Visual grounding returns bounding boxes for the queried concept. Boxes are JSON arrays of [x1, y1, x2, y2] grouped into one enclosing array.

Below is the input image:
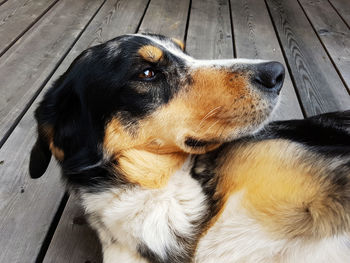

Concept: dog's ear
[[29, 124, 52, 178], [29, 55, 89, 178]]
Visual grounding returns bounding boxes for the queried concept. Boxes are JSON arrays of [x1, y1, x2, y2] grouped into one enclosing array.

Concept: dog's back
[[194, 111, 350, 262]]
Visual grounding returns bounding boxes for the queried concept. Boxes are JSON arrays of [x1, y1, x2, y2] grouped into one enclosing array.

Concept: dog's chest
[[80, 159, 208, 261]]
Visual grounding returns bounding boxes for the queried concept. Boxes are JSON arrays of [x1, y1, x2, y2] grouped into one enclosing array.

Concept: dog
[[29, 34, 350, 262]]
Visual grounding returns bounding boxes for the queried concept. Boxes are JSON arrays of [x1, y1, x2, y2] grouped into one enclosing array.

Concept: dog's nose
[[253, 62, 285, 93]]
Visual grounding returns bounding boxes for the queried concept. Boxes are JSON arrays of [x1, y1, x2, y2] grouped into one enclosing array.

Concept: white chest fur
[[79, 160, 350, 263], [80, 158, 208, 262]]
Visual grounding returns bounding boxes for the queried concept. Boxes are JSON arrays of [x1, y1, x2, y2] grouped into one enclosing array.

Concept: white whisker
[[197, 106, 223, 130]]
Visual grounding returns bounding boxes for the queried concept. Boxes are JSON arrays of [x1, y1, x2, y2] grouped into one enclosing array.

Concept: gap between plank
[[0, 0, 108, 149], [135, 0, 152, 33], [35, 193, 70, 263], [34, 0, 152, 260], [327, 0, 350, 29], [32, 0, 110, 258], [0, 0, 9, 7], [264, 0, 307, 118], [0, 0, 60, 58], [297, 0, 350, 95], [183, 0, 192, 46], [228, 0, 237, 58]]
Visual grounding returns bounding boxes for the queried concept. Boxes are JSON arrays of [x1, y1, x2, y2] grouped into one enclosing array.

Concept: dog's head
[[29, 34, 284, 180]]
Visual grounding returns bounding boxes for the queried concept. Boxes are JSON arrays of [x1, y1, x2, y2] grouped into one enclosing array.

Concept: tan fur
[[104, 67, 268, 154], [103, 68, 270, 188], [138, 45, 163, 63], [49, 141, 64, 161], [40, 125, 64, 161], [214, 140, 350, 239], [180, 68, 264, 141], [171, 38, 185, 50], [103, 119, 188, 188], [116, 149, 188, 188]]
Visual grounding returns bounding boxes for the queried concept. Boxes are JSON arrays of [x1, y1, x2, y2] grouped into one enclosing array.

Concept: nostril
[[276, 73, 284, 84], [254, 61, 285, 93]]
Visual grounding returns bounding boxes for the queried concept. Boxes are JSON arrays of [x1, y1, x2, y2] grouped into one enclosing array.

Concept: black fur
[[258, 111, 350, 157], [29, 33, 350, 262], [29, 34, 189, 189], [191, 111, 350, 235]]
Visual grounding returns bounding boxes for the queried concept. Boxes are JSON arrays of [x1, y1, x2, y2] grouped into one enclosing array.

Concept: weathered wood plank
[[0, 0, 106, 262], [0, 0, 105, 147], [139, 0, 190, 40], [0, 0, 58, 56], [42, 0, 149, 261], [299, 0, 350, 91], [63, 0, 150, 62], [43, 197, 102, 263], [0, 117, 64, 263], [329, 0, 350, 27], [266, 0, 350, 116], [0, 0, 9, 7], [186, 0, 234, 59], [44, 0, 191, 261], [230, 0, 303, 120]]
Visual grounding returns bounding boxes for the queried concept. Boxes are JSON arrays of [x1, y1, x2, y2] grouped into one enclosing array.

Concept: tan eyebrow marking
[[138, 45, 163, 63], [172, 38, 185, 51]]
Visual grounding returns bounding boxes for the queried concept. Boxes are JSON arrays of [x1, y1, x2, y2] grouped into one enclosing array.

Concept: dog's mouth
[[180, 107, 276, 154], [182, 137, 221, 154], [184, 137, 218, 148]]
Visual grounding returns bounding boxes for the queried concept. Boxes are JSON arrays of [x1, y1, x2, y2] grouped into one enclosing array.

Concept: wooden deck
[[0, 0, 349, 262]]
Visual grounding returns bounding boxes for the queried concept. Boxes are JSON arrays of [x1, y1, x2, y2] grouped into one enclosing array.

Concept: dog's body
[[29, 34, 350, 262], [83, 112, 350, 263]]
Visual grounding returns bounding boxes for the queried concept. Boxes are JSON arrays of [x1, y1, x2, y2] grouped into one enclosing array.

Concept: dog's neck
[[115, 148, 189, 188]]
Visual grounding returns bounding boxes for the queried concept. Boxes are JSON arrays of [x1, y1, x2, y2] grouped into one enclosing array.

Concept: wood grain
[[43, 197, 102, 263], [0, 0, 105, 147], [41, 0, 153, 262], [0, 0, 9, 7], [266, 0, 350, 116], [3, 0, 349, 262], [0, 0, 105, 262], [230, 0, 303, 120], [139, 0, 190, 40], [186, 0, 234, 59], [329, 0, 350, 27], [0, 0, 58, 56], [0, 116, 64, 263], [299, 0, 350, 92], [44, 0, 191, 261]]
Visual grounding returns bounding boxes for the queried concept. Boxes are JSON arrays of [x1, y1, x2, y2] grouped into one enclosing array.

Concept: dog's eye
[[138, 69, 155, 80]]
